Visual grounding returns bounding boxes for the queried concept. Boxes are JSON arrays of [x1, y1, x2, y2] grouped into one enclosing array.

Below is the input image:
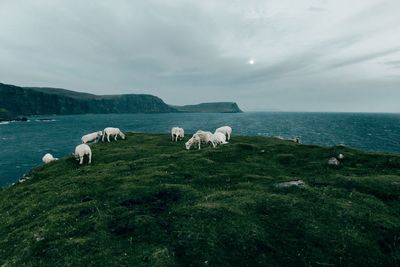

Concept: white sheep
[[102, 127, 126, 142], [215, 126, 232, 140], [42, 153, 58, 164], [185, 131, 213, 150], [171, 127, 184, 141], [73, 144, 92, 164], [210, 132, 228, 147], [81, 131, 103, 144]]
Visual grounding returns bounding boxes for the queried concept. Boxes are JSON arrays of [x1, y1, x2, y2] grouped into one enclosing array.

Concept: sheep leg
[[107, 134, 110, 142], [115, 135, 118, 141], [227, 132, 230, 140], [79, 156, 83, 165], [88, 152, 92, 164]]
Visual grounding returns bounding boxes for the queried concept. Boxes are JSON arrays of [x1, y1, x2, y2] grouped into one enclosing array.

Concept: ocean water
[[0, 112, 399, 186]]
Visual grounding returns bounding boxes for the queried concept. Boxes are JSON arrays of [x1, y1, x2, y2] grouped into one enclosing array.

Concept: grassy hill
[[1, 134, 399, 266]]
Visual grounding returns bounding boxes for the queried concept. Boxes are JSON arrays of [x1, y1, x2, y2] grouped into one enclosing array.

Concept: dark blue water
[[1, 112, 399, 186]]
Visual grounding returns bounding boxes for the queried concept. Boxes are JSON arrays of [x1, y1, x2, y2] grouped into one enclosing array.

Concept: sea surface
[[1, 112, 399, 186]]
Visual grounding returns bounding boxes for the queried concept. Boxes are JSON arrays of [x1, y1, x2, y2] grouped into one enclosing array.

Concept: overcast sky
[[0, 0, 399, 112]]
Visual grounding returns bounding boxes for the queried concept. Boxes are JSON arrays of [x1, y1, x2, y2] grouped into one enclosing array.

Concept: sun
[[248, 59, 255, 65]]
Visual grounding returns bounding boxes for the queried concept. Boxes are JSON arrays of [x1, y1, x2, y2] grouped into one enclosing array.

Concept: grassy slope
[[0, 134, 400, 266]]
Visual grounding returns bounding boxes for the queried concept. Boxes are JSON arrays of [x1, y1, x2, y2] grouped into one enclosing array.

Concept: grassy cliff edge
[[1, 134, 399, 266]]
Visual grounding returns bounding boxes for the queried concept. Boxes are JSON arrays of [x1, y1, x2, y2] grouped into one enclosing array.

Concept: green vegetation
[[1, 134, 399, 266]]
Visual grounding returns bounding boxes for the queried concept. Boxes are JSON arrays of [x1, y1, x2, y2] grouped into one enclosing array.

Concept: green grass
[[1, 133, 400, 266]]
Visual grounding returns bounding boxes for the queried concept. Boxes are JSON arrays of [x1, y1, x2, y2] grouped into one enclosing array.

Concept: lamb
[[215, 126, 232, 140], [210, 132, 228, 147], [73, 144, 92, 164], [185, 131, 213, 150], [102, 127, 126, 142], [42, 153, 58, 164], [171, 127, 184, 141], [81, 131, 103, 144]]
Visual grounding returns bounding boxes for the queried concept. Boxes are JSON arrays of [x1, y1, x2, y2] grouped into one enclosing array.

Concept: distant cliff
[[173, 102, 242, 113], [0, 83, 176, 118], [0, 83, 243, 119]]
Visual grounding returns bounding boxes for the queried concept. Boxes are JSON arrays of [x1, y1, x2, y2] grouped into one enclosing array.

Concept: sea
[[1, 112, 399, 186]]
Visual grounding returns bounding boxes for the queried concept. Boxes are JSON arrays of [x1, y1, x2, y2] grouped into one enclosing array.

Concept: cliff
[[0, 83, 176, 117], [173, 102, 242, 113], [0, 83, 244, 118]]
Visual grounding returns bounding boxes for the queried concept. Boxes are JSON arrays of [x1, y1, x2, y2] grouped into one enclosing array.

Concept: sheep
[[81, 131, 103, 144], [292, 137, 301, 144], [42, 153, 58, 164], [102, 127, 126, 142], [185, 131, 213, 150], [215, 126, 232, 140], [210, 132, 228, 147], [73, 144, 92, 164], [171, 127, 184, 141]]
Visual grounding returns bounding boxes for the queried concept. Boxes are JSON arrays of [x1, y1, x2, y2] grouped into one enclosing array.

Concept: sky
[[0, 0, 399, 112]]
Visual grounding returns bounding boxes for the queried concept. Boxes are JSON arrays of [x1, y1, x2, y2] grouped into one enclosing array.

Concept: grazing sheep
[[171, 127, 184, 141], [328, 157, 340, 166], [185, 131, 213, 150], [42, 153, 58, 164], [338, 153, 345, 159], [215, 126, 232, 140], [210, 132, 228, 147], [73, 144, 92, 164], [102, 127, 126, 142], [292, 137, 301, 144], [81, 131, 103, 144]]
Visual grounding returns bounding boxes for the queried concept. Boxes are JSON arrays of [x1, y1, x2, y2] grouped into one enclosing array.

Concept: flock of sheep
[[172, 126, 232, 150], [42, 126, 233, 165], [42, 127, 126, 165]]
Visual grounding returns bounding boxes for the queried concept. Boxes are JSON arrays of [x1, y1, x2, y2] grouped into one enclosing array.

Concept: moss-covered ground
[[1, 133, 400, 266]]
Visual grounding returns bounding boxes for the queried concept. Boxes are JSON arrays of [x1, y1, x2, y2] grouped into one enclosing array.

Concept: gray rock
[[275, 180, 305, 188]]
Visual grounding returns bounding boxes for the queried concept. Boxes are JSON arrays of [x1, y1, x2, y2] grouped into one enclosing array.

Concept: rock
[[34, 233, 45, 242], [275, 180, 305, 188], [338, 154, 345, 160], [328, 157, 340, 166]]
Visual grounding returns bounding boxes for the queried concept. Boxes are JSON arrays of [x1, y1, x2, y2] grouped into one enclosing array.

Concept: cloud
[[0, 0, 399, 112], [326, 47, 400, 70], [384, 60, 400, 68], [308, 7, 326, 12]]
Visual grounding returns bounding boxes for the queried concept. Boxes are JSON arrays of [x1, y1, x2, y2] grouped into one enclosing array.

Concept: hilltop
[[0, 134, 399, 266]]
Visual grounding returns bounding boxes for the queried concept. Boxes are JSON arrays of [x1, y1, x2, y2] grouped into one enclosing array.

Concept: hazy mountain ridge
[[0, 83, 242, 120], [172, 102, 242, 113]]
